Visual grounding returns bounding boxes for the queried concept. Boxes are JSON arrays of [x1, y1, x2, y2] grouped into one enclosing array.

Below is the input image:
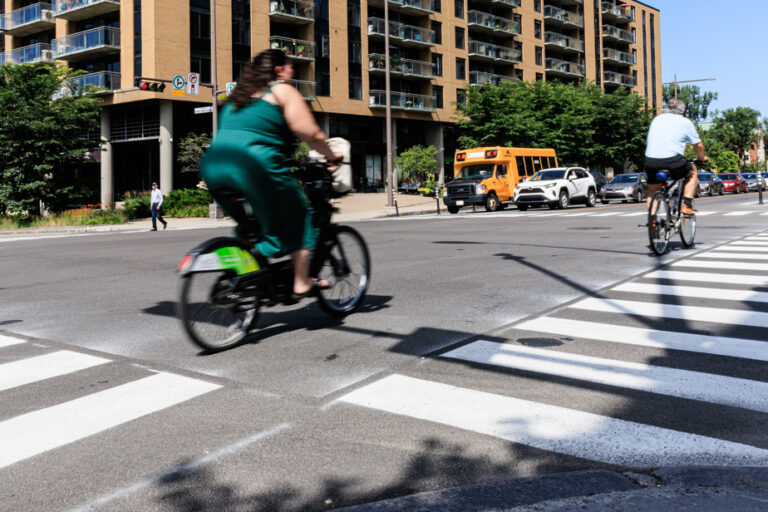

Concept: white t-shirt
[[645, 113, 701, 159]]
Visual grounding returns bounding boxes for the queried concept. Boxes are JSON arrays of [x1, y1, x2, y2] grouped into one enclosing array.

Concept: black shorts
[[645, 155, 693, 185]]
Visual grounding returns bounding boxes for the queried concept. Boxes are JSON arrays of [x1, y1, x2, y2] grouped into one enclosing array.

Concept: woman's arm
[[272, 83, 341, 161]]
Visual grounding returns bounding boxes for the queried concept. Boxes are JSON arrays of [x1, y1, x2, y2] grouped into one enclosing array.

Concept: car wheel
[[447, 205, 460, 214], [484, 193, 499, 212], [633, 189, 643, 203], [586, 188, 596, 207], [517, 204, 528, 211], [557, 190, 569, 209], [694, 185, 700, 198], [719, 186, 724, 196], [548, 202, 558, 210], [601, 199, 609, 204]]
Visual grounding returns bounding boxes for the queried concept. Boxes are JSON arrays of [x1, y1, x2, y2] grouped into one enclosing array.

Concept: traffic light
[[134, 77, 166, 92]]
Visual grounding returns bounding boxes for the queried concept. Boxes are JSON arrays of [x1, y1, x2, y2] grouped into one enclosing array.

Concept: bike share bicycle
[[176, 157, 371, 352], [647, 161, 703, 255]]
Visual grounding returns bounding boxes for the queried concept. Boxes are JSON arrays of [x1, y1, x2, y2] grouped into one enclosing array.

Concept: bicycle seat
[[655, 171, 668, 181]]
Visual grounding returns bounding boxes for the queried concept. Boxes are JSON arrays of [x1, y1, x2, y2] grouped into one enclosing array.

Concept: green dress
[[199, 87, 316, 258]]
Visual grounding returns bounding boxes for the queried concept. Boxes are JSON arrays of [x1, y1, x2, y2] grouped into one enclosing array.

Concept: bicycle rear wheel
[[648, 191, 671, 256], [179, 271, 258, 352], [316, 225, 370, 317], [679, 211, 696, 247]]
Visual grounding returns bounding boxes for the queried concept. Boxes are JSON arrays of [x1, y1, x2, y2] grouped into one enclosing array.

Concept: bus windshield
[[456, 164, 495, 179], [529, 169, 566, 181]]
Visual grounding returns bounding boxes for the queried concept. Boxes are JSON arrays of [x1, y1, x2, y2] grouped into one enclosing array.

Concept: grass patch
[[0, 209, 130, 229]]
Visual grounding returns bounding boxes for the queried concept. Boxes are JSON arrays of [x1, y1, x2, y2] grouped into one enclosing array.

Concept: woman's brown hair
[[227, 49, 287, 110]]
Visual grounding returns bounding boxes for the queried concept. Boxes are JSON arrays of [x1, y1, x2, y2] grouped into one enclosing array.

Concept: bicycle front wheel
[[648, 191, 671, 256], [679, 211, 696, 247], [316, 225, 371, 317], [178, 271, 258, 352]]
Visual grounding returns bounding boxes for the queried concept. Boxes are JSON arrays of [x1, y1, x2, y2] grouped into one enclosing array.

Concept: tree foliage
[[395, 144, 437, 181], [453, 80, 652, 169], [0, 63, 102, 217], [662, 84, 717, 123], [177, 132, 211, 173], [710, 107, 761, 159]]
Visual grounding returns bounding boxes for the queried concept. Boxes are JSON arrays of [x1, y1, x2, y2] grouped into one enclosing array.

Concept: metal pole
[[384, 0, 393, 207], [210, 0, 218, 138]]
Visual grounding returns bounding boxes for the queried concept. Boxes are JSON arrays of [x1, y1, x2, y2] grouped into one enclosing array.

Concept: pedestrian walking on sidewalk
[[150, 182, 168, 231]]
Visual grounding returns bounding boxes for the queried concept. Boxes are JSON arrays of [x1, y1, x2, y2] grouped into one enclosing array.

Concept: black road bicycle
[[177, 163, 370, 352], [647, 164, 701, 256]]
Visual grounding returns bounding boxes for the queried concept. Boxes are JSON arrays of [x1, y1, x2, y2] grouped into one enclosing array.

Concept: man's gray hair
[[665, 98, 686, 115]]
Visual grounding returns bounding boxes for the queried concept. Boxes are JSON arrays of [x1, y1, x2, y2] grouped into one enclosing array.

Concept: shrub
[[166, 204, 210, 217], [123, 194, 151, 219], [164, 188, 212, 210]]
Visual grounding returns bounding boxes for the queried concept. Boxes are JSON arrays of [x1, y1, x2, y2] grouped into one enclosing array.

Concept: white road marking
[[643, 270, 768, 286], [620, 212, 648, 217], [674, 260, 768, 272], [727, 242, 768, 247], [694, 211, 717, 216], [591, 212, 622, 217], [0, 351, 110, 392], [0, 372, 221, 469], [697, 252, 768, 261], [711, 246, 768, 253], [0, 334, 24, 348], [724, 211, 753, 216], [338, 374, 768, 467], [613, 282, 768, 303], [442, 341, 768, 413], [515, 316, 768, 362], [571, 297, 768, 329]]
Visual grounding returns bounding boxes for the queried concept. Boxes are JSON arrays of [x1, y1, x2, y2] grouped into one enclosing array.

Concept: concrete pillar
[[99, 110, 113, 209], [425, 123, 445, 185], [159, 100, 174, 192]]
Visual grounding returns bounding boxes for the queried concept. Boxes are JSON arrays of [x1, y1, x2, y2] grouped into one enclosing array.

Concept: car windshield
[[529, 169, 566, 181], [609, 175, 639, 184], [743, 174, 756, 179], [720, 174, 737, 180], [456, 164, 495, 179], [699, 174, 712, 182]]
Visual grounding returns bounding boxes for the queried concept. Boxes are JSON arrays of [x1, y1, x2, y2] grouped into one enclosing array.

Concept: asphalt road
[[1, 192, 767, 511]]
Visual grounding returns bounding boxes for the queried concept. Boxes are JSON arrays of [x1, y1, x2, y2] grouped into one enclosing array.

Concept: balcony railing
[[602, 1, 633, 22], [53, 0, 120, 21], [269, 36, 315, 61], [469, 71, 516, 86], [268, 0, 314, 23], [490, 0, 520, 6], [367, 17, 434, 46], [7, 43, 53, 64], [603, 47, 635, 65], [604, 71, 636, 87], [292, 79, 316, 100], [369, 90, 434, 112], [467, 11, 519, 36], [67, 70, 120, 93], [602, 24, 634, 44], [545, 57, 585, 77], [468, 40, 521, 63], [4, 3, 55, 37], [544, 32, 585, 52], [52, 26, 120, 61], [543, 5, 584, 28], [0, 16, 6, 31], [368, 54, 435, 78], [391, 0, 433, 14]]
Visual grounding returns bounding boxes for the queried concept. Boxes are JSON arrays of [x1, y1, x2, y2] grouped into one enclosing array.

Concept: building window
[[642, 11, 648, 99], [534, 19, 541, 39], [515, 69, 523, 81], [456, 57, 466, 80], [190, 0, 211, 82], [231, 0, 250, 81], [515, 40, 523, 58], [315, 0, 331, 96], [534, 0, 541, 12], [457, 88, 466, 104], [536, 72, 543, 81], [432, 0, 440, 12], [455, 27, 464, 49], [515, 14, 522, 34], [594, 0, 601, 85], [348, 0, 362, 99], [433, 85, 444, 109], [134, 0, 141, 77], [535, 46, 542, 66], [432, 53, 443, 76], [454, 0, 463, 18], [431, 20, 442, 44]]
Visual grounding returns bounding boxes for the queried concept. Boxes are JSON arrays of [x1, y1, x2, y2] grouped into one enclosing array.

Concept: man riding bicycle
[[644, 98, 708, 215]]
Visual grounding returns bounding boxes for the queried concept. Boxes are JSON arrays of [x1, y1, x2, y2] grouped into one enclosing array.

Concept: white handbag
[[309, 137, 353, 193]]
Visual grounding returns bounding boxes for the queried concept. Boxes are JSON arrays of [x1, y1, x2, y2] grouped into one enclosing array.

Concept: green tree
[[177, 132, 211, 173], [593, 87, 653, 169], [710, 107, 761, 159], [394, 144, 437, 182], [662, 84, 718, 122], [0, 63, 102, 217], [711, 150, 741, 172]]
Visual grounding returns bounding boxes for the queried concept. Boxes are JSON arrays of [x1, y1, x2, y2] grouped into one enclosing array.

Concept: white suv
[[514, 167, 597, 211]]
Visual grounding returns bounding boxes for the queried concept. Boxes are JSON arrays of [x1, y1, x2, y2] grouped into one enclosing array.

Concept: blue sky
[[651, 0, 765, 120]]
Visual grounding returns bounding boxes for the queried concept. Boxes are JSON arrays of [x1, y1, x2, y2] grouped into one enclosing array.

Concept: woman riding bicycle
[[200, 49, 343, 297]]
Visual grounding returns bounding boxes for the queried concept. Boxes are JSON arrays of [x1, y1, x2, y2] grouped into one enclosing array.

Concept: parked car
[[600, 173, 648, 203], [719, 173, 748, 194], [514, 167, 597, 210], [697, 172, 724, 196], [741, 173, 766, 192], [588, 170, 608, 193], [399, 178, 421, 194]]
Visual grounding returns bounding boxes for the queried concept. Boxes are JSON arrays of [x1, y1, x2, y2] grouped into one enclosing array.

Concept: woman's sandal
[[289, 279, 331, 302]]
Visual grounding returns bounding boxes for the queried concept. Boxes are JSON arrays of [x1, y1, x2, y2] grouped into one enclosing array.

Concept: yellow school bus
[[443, 147, 558, 213]]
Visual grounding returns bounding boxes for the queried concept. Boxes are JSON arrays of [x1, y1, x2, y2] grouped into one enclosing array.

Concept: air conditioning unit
[[41, 9, 54, 22], [40, 49, 53, 63]]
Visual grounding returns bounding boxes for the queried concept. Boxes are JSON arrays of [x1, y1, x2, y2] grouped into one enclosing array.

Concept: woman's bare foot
[[293, 278, 330, 296]]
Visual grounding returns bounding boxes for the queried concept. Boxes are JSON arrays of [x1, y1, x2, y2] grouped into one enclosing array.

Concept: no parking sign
[[187, 73, 200, 95]]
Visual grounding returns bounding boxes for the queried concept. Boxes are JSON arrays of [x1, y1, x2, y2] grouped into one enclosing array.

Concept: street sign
[[187, 72, 200, 95], [225, 82, 237, 96], [172, 74, 185, 96], [194, 106, 213, 114]]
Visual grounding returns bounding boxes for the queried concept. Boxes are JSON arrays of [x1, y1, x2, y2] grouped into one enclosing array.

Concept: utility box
[[209, 203, 225, 219]]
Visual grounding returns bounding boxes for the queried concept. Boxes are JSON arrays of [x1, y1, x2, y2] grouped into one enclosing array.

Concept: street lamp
[[210, 0, 219, 138]]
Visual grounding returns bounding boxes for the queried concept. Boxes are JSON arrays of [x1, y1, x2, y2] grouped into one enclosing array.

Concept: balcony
[[7, 43, 53, 64], [468, 40, 521, 63], [52, 26, 120, 61], [367, 18, 434, 47], [603, 47, 635, 66], [602, 24, 634, 44], [491, 0, 519, 5], [368, 54, 435, 79], [544, 32, 585, 53], [53, 0, 120, 21], [469, 71, 516, 86], [268, 0, 314, 24], [3, 3, 55, 37], [604, 70, 636, 87], [369, 90, 434, 112], [546, 57, 585, 78], [292, 79, 316, 100], [468, 10, 519, 36], [543, 5, 584, 29], [367, 0, 434, 15], [269, 36, 315, 61], [67, 70, 120, 93], [602, 1, 633, 23]]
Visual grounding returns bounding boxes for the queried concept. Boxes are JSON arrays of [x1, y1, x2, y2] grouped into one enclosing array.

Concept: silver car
[[600, 173, 648, 204], [742, 173, 767, 191]]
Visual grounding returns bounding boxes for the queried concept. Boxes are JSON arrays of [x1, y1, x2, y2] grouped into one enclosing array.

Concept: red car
[[718, 173, 748, 194]]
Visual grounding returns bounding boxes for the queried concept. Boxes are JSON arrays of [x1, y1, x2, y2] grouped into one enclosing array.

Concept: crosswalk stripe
[[515, 317, 768, 362], [564, 212, 594, 217], [0, 334, 24, 348], [744, 235, 768, 240], [728, 242, 768, 246], [694, 211, 717, 216], [724, 211, 753, 216], [674, 260, 768, 272], [696, 252, 768, 261], [0, 351, 111, 393], [619, 212, 647, 217], [441, 341, 768, 413], [571, 297, 768, 329], [712, 246, 768, 253], [612, 282, 768, 303], [0, 372, 221, 469], [338, 374, 768, 467], [644, 269, 768, 286]]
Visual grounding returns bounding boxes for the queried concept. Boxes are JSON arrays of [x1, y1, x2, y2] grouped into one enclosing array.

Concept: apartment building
[[0, 0, 661, 204]]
